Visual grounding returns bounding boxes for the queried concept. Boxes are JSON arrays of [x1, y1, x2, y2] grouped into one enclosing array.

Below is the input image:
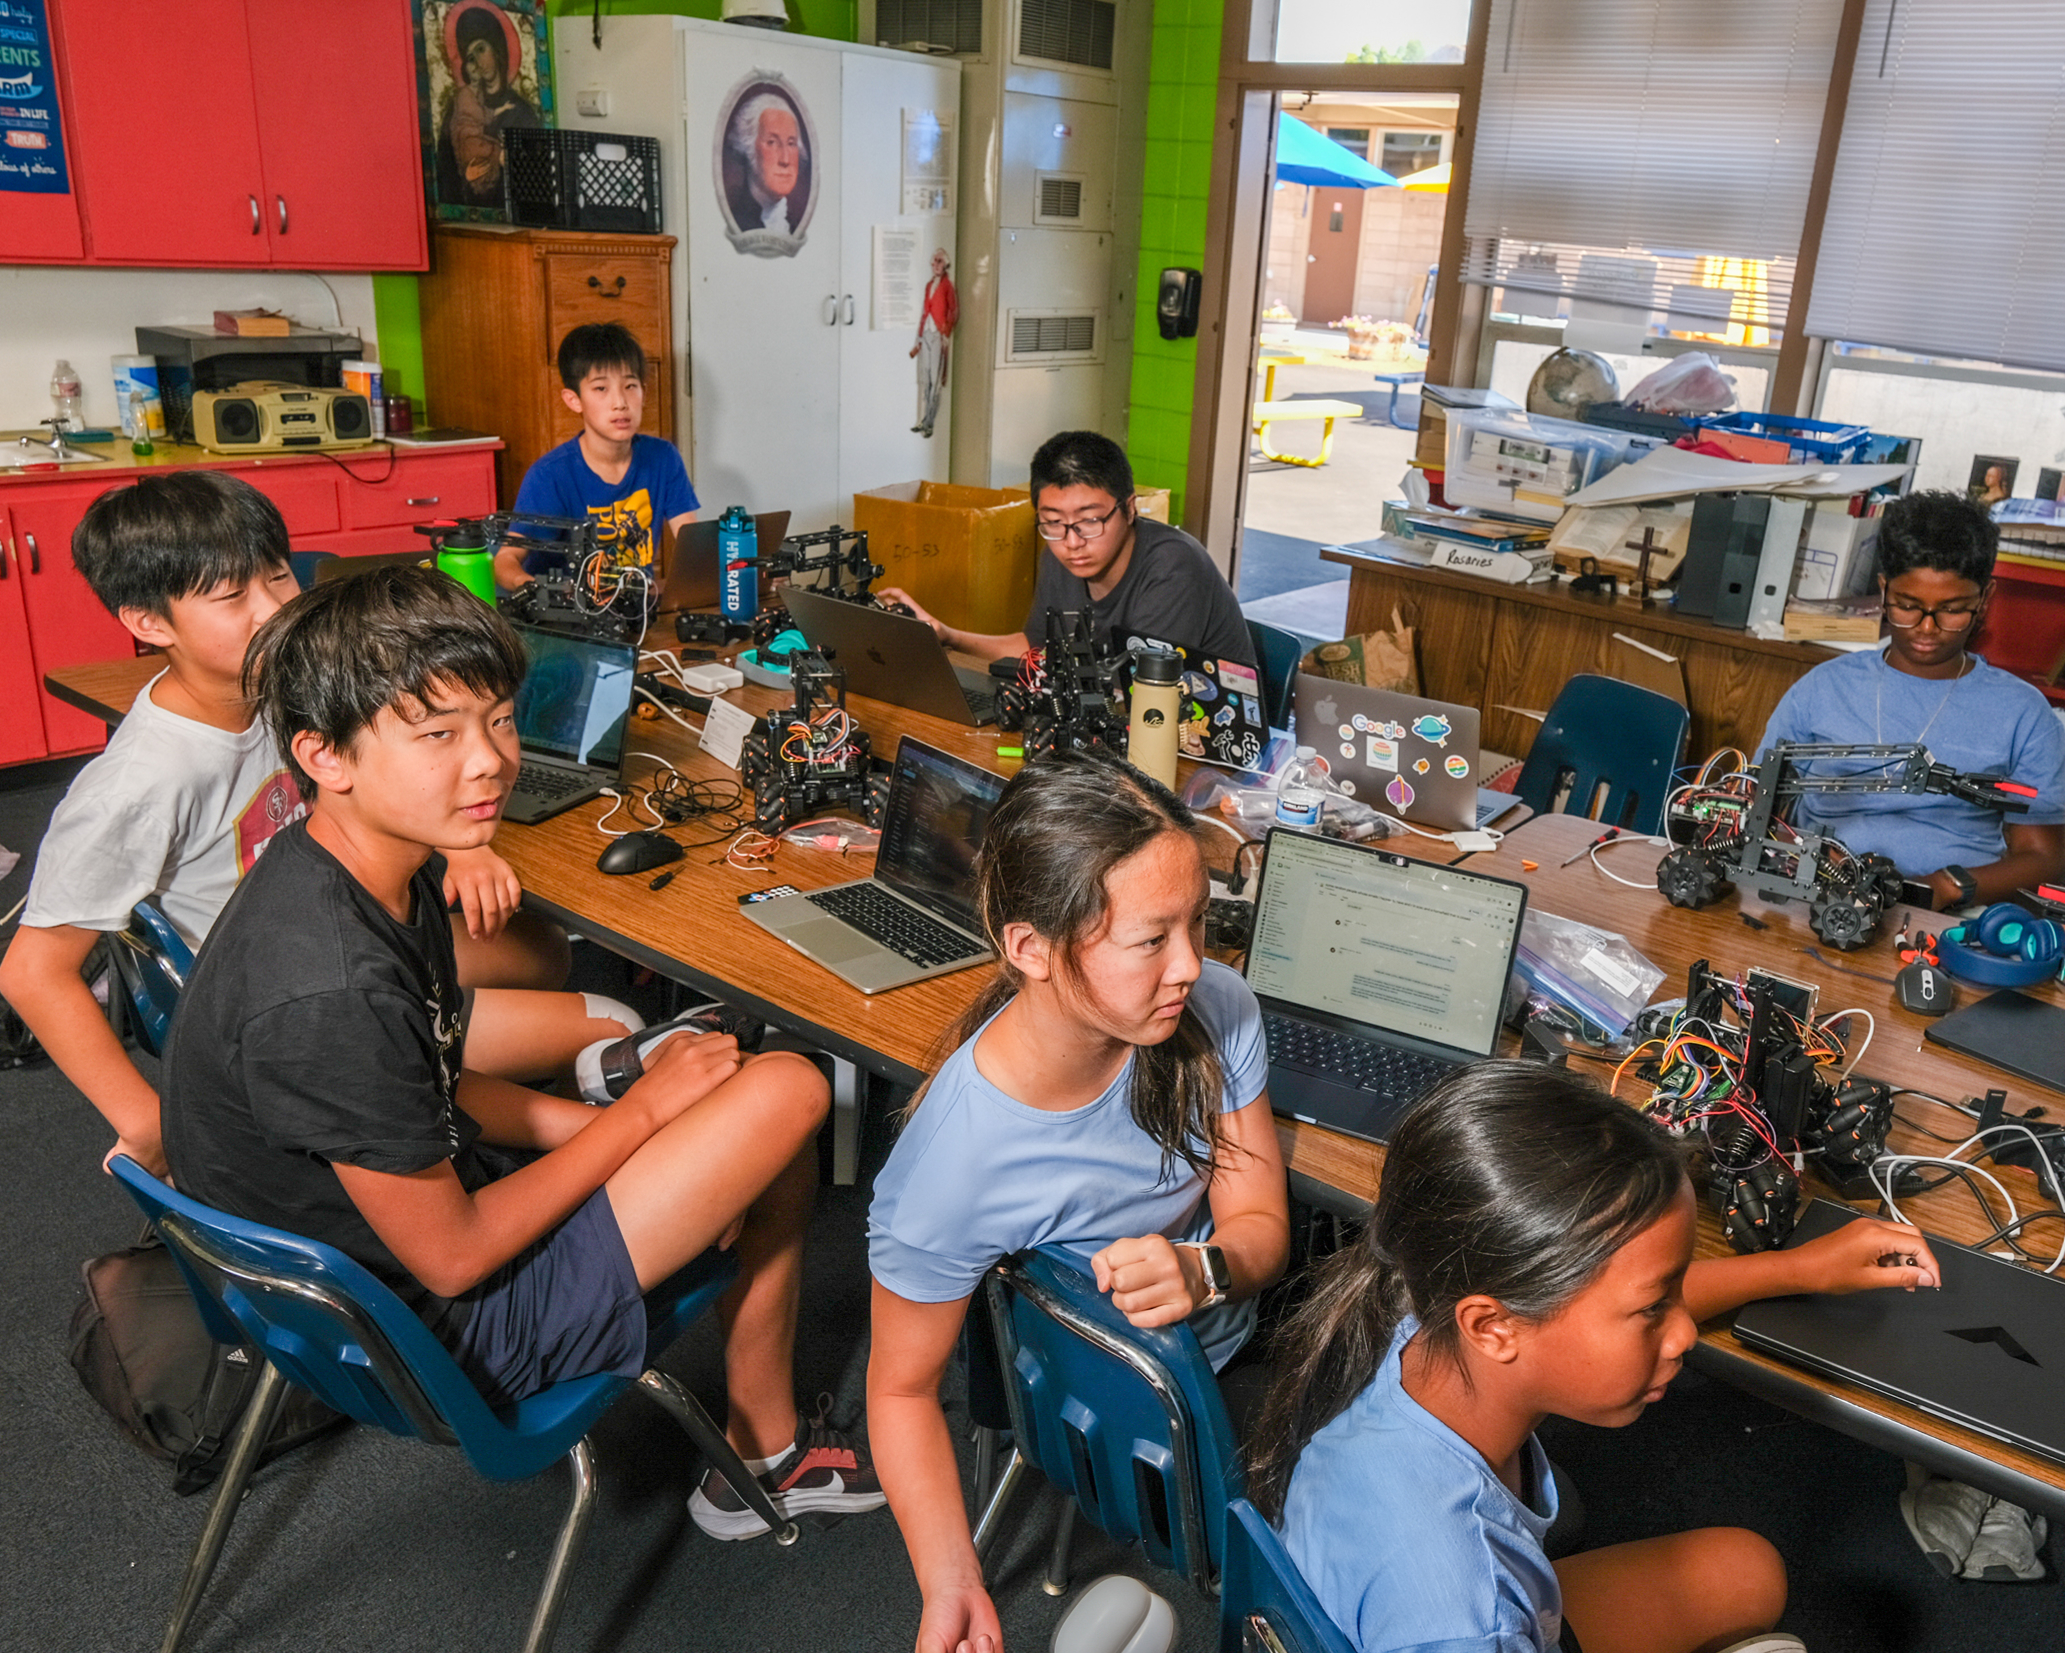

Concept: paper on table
[[697, 695, 758, 772], [1564, 447, 1909, 507]]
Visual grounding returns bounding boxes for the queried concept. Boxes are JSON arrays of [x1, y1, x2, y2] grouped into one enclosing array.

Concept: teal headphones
[[1937, 902, 2065, 989]]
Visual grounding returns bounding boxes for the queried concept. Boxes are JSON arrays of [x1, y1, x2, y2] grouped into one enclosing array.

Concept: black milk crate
[[504, 128, 663, 235]]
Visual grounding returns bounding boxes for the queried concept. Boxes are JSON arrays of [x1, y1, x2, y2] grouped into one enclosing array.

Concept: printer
[[135, 324, 363, 443]]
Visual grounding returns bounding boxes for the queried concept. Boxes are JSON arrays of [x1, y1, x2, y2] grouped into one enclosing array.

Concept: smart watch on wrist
[[1944, 865, 1980, 910], [1178, 1242, 1231, 1310]]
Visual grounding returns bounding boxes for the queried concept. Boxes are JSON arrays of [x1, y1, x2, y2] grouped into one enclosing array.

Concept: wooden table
[[43, 658, 2065, 1515], [1319, 541, 1838, 764]]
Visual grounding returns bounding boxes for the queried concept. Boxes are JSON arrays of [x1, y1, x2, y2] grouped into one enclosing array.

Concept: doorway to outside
[[1236, 93, 1455, 652]]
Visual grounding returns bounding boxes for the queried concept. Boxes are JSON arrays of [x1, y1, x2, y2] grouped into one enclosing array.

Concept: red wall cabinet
[[23, 0, 427, 271], [0, 514, 52, 767], [1, 443, 498, 768]]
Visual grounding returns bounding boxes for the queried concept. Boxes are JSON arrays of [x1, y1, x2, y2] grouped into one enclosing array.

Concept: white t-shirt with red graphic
[[23, 671, 306, 950]]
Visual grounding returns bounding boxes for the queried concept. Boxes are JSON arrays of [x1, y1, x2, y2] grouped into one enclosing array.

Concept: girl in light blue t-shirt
[[867, 750, 1290, 1653], [1245, 1064, 1941, 1653]]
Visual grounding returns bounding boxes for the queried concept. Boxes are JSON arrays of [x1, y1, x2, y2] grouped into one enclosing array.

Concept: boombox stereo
[[191, 381, 374, 452]]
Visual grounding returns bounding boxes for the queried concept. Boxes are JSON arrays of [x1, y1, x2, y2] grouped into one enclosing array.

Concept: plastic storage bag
[[1513, 909, 1665, 1039]]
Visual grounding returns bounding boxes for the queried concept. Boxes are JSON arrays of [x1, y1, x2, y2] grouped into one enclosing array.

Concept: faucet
[[16, 420, 107, 464]]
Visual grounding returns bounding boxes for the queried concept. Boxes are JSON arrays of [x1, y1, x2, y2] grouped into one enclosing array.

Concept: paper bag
[[1300, 606, 1420, 696]]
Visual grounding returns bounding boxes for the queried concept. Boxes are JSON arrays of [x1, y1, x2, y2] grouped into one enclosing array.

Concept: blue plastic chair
[[288, 550, 337, 590], [1217, 1498, 1355, 1653], [970, 1245, 1243, 1598], [1513, 673, 1689, 836], [105, 899, 194, 1059], [108, 1157, 796, 1653], [1245, 619, 1304, 734]]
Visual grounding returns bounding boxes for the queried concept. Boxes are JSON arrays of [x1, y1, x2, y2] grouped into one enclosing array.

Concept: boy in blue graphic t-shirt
[[496, 322, 699, 589]]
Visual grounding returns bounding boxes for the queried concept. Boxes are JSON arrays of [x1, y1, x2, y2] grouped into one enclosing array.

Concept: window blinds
[[1805, 0, 2065, 373], [1462, 0, 1842, 322]]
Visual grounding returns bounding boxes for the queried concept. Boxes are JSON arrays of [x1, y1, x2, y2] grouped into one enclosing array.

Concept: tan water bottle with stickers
[[1127, 646, 1182, 789]]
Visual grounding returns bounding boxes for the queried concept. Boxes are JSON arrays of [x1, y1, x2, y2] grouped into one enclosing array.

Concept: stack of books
[[1401, 507, 1552, 584], [1995, 498, 2065, 568]]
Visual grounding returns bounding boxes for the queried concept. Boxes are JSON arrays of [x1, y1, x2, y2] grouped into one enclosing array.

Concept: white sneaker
[[1962, 1496, 2048, 1582], [1898, 1476, 1992, 1577], [1713, 1637, 1807, 1653]]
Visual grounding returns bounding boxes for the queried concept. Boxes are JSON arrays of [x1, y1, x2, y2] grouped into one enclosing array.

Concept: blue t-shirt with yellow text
[[513, 433, 697, 574]]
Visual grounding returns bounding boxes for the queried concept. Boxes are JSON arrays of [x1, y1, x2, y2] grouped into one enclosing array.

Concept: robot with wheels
[[747, 524, 903, 652], [990, 608, 1129, 762], [419, 512, 647, 644], [1655, 742, 2035, 950], [738, 648, 889, 835]]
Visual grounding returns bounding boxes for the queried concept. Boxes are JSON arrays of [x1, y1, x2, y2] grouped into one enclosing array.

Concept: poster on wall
[[900, 108, 954, 215], [715, 72, 816, 257], [910, 243, 956, 440], [0, 0, 69, 196], [412, 0, 552, 223]]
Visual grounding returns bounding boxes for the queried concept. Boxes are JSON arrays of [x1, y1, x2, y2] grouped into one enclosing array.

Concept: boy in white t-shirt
[[0, 473, 589, 1177]]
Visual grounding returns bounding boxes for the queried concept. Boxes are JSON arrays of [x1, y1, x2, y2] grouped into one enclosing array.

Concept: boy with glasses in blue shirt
[[1756, 489, 2064, 913], [880, 429, 1255, 671]]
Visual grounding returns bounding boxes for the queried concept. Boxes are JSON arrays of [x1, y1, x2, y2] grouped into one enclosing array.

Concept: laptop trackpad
[[786, 918, 879, 964]]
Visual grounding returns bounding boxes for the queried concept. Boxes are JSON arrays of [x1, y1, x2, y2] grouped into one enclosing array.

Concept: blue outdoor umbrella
[[1273, 115, 1400, 189]]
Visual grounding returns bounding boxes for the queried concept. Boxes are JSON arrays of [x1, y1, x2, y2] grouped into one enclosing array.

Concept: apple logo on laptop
[[867, 647, 887, 666], [1314, 694, 1339, 727]]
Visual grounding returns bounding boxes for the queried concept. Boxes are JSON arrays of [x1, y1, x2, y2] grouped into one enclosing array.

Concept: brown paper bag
[[1300, 606, 1420, 695]]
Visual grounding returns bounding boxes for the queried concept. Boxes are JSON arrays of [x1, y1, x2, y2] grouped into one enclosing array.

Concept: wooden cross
[[1624, 524, 1667, 607]]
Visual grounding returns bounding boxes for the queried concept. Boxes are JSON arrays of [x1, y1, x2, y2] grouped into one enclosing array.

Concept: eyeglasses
[[1035, 500, 1129, 543], [1883, 594, 1983, 632]]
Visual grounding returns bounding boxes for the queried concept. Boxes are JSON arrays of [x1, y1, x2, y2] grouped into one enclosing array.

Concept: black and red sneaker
[[688, 1397, 887, 1540]]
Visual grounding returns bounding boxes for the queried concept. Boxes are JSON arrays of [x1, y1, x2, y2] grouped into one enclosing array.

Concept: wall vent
[[1008, 311, 1099, 358], [873, 0, 982, 55], [1035, 174, 1085, 222], [1017, 0, 1114, 70]]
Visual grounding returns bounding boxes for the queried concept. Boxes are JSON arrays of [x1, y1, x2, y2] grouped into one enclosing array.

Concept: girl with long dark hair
[[867, 750, 1290, 1653], [1246, 1063, 1939, 1653]]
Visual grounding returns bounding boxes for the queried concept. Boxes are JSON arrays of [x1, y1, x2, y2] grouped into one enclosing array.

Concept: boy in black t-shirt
[[161, 568, 883, 1540]]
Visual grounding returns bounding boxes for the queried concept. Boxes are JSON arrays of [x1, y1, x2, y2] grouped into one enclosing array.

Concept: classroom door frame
[[1182, 0, 1493, 581]]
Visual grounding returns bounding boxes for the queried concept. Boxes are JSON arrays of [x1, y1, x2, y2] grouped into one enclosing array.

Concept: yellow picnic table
[[1256, 350, 1305, 403], [1251, 397, 1364, 468]]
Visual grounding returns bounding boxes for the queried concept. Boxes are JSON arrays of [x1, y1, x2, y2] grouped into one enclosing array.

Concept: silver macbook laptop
[[1246, 828, 1529, 1144], [1292, 675, 1515, 832], [1735, 1199, 2065, 1465], [781, 585, 996, 726], [742, 738, 1003, 993], [503, 626, 636, 825]]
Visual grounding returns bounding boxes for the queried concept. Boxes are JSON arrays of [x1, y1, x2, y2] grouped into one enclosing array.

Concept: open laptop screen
[[877, 740, 1005, 932], [513, 628, 635, 770], [1247, 831, 1525, 1057]]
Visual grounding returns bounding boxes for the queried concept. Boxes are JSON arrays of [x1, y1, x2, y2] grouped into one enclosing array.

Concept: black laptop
[[1245, 828, 1529, 1144], [1734, 1199, 2065, 1465], [503, 626, 636, 825]]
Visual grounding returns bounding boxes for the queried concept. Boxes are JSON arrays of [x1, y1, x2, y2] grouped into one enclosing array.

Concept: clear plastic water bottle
[[50, 358, 85, 430], [1274, 745, 1329, 827]]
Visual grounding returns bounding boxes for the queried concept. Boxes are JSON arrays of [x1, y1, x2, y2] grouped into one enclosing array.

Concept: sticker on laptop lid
[[1411, 713, 1453, 746], [1386, 776, 1415, 811], [1367, 735, 1398, 772], [1445, 754, 1470, 778]]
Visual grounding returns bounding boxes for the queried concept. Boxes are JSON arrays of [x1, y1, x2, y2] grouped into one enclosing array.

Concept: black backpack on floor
[[67, 1231, 346, 1495]]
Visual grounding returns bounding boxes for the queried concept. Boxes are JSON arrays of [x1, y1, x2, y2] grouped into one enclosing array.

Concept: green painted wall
[[370, 273, 425, 413], [1125, 0, 1222, 525]]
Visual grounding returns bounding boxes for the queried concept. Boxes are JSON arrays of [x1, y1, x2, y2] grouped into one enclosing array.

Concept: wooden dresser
[[419, 225, 676, 507]]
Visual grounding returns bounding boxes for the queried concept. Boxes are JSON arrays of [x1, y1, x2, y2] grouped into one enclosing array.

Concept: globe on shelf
[[1526, 348, 1619, 420]]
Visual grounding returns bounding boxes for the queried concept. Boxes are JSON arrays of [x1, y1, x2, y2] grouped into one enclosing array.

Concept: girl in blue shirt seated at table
[[866, 749, 1291, 1653], [1245, 1063, 1940, 1653]]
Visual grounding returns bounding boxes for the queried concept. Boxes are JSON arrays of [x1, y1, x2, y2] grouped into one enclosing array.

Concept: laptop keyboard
[[806, 883, 980, 969], [514, 762, 590, 801], [1264, 1013, 1457, 1105]]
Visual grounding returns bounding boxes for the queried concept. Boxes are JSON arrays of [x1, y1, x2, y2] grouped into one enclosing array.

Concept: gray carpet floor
[[2, 758, 2057, 1651]]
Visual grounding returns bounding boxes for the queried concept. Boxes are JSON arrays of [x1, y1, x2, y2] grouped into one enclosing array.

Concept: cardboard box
[[1136, 486, 1172, 524], [850, 482, 1038, 635]]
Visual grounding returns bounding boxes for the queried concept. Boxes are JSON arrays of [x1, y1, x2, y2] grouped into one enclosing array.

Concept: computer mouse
[[1896, 959, 1957, 1017], [1049, 1576, 1176, 1653], [596, 831, 683, 876]]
